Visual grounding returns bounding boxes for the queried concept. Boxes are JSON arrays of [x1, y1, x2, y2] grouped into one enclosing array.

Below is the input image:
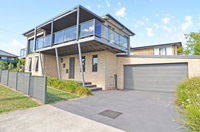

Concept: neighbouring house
[[131, 42, 182, 55], [22, 5, 200, 92], [0, 49, 18, 63]]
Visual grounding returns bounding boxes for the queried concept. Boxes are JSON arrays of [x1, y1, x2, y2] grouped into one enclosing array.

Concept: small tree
[[8, 63, 14, 70], [183, 32, 200, 55], [0, 60, 7, 70]]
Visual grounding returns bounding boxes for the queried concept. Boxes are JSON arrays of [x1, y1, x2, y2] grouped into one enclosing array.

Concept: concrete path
[[0, 105, 124, 132], [53, 90, 186, 132]]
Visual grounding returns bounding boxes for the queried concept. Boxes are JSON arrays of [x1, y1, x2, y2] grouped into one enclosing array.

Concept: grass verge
[[0, 85, 39, 114], [47, 87, 79, 104]]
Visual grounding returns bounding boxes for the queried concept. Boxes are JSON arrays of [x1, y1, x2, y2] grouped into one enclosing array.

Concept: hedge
[[48, 77, 91, 96]]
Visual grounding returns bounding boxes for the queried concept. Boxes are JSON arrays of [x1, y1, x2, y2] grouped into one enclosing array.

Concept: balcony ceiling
[[40, 40, 123, 56]]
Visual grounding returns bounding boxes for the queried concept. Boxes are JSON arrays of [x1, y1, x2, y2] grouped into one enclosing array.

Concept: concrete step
[[89, 87, 102, 92], [85, 84, 97, 88], [78, 82, 92, 85]]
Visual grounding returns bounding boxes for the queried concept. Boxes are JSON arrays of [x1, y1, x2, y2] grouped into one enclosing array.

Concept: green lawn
[[47, 87, 79, 104], [0, 85, 79, 114], [0, 85, 39, 114]]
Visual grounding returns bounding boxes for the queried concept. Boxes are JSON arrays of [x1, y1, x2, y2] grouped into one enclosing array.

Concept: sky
[[0, 0, 200, 55]]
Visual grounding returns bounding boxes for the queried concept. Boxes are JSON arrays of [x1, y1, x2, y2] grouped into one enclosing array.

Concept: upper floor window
[[92, 55, 98, 72], [28, 39, 34, 53], [154, 47, 173, 55]]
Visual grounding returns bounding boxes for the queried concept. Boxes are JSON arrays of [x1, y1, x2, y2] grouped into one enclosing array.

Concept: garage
[[124, 63, 188, 92]]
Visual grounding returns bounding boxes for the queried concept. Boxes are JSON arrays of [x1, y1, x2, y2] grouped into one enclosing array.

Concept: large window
[[28, 39, 34, 53], [34, 56, 39, 72], [27, 58, 32, 72], [154, 47, 173, 55], [81, 56, 86, 72], [92, 55, 98, 72]]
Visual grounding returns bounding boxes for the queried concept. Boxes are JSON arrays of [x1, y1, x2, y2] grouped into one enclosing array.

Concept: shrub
[[47, 77, 91, 96], [176, 77, 200, 132]]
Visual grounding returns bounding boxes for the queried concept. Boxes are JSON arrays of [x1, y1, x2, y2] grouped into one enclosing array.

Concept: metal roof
[[23, 5, 105, 36], [0, 49, 18, 57], [131, 42, 182, 50]]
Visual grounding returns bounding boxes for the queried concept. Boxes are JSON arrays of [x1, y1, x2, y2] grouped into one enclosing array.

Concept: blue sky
[[0, 0, 200, 55]]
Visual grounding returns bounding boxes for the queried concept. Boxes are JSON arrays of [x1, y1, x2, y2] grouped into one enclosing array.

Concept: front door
[[69, 57, 75, 79]]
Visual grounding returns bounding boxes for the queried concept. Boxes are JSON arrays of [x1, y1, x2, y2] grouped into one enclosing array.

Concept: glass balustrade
[[30, 19, 128, 52]]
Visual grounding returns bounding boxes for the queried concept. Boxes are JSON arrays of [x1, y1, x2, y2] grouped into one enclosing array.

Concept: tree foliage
[[183, 32, 200, 55]]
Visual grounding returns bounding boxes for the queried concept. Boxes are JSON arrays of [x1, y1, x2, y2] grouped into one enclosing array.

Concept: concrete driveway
[[0, 105, 124, 132], [53, 90, 186, 132]]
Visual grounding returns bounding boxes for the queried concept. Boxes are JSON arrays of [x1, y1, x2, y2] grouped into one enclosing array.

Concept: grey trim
[[50, 21, 54, 46], [117, 54, 200, 59], [33, 28, 37, 52]]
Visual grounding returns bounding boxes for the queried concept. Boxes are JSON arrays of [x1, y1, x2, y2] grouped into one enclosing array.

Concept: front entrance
[[69, 57, 75, 79]]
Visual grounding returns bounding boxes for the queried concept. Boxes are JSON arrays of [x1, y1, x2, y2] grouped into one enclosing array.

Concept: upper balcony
[[25, 5, 134, 56]]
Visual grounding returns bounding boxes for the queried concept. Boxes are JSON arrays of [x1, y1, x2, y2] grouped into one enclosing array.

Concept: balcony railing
[[33, 19, 128, 51]]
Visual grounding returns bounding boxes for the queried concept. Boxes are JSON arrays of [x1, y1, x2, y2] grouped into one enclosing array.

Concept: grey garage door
[[124, 63, 188, 92]]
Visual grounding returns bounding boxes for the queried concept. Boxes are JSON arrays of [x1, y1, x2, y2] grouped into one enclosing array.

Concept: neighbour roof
[[131, 42, 182, 50], [102, 14, 135, 36], [0, 49, 18, 57]]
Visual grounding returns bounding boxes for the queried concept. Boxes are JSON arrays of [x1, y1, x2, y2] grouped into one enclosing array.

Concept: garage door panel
[[124, 63, 188, 92]]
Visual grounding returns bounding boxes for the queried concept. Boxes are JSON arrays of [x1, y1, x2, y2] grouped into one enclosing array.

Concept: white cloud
[[115, 7, 126, 17], [153, 24, 159, 28], [134, 20, 145, 28], [86, 5, 91, 10], [117, 2, 121, 6], [162, 17, 170, 24], [163, 25, 172, 32], [142, 16, 149, 22], [105, 0, 110, 7], [146, 28, 154, 37], [181, 16, 193, 31], [11, 39, 24, 48], [97, 5, 101, 8]]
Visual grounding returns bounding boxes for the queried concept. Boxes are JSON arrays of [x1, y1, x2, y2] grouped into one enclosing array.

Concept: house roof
[[131, 42, 182, 50], [23, 5, 105, 36], [23, 5, 135, 37], [0, 49, 18, 58], [102, 14, 135, 36]]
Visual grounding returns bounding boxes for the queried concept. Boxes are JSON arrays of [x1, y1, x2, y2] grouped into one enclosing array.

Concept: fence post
[[15, 71, 19, 90], [0, 69, 2, 83], [6, 70, 9, 86]]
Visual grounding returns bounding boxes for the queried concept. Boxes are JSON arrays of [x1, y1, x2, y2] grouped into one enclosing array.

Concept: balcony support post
[[76, 6, 85, 87], [33, 28, 37, 52], [127, 37, 130, 56], [55, 47, 61, 80], [51, 20, 54, 46], [39, 52, 44, 75]]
